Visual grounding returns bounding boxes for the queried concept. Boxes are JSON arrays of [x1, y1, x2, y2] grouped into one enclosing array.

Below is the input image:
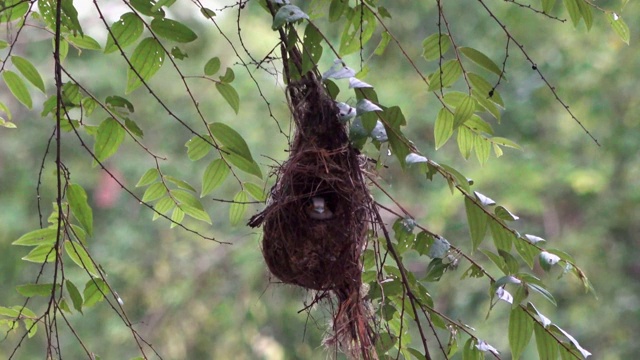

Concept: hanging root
[[323, 286, 378, 360]]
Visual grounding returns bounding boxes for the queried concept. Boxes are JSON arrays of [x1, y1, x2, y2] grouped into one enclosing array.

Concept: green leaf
[[11, 56, 45, 92], [130, 0, 165, 17], [244, 182, 265, 202], [546, 248, 575, 263], [422, 33, 451, 61], [142, 182, 167, 202], [413, 231, 434, 256], [60, 0, 83, 34], [464, 114, 493, 135], [3, 71, 32, 109], [151, 0, 176, 12], [201, 159, 230, 196], [462, 337, 483, 360], [67, 34, 102, 50], [82, 97, 98, 116], [124, 118, 144, 137], [440, 162, 471, 192], [453, 95, 476, 129], [65, 240, 99, 276], [94, 118, 125, 164], [272, 5, 309, 30], [13, 228, 58, 246], [219, 68, 235, 83], [562, 0, 581, 27], [105, 13, 144, 54], [71, 224, 87, 246], [469, 73, 504, 107], [170, 46, 187, 60], [170, 207, 184, 228], [229, 191, 248, 226], [301, 23, 323, 74], [607, 13, 630, 45], [444, 91, 480, 109], [481, 249, 507, 274], [491, 136, 522, 150], [529, 283, 557, 306], [489, 219, 513, 251], [474, 91, 502, 121], [200, 7, 216, 19], [435, 108, 454, 149], [460, 47, 503, 77], [126, 37, 165, 93], [223, 149, 263, 179], [495, 205, 519, 221], [339, 5, 376, 56], [136, 168, 159, 187], [105, 95, 134, 113], [62, 82, 82, 105], [576, 0, 592, 30], [152, 196, 174, 220], [67, 184, 94, 236], [66, 280, 83, 313], [0, 100, 12, 120], [209, 122, 254, 163], [0, 120, 16, 128], [83, 279, 108, 307], [0, 306, 20, 318], [374, 31, 391, 56], [474, 135, 491, 165], [500, 250, 520, 274], [150, 18, 197, 43], [164, 175, 196, 192], [428, 60, 462, 91], [22, 244, 56, 263], [0, 0, 28, 23], [329, 0, 347, 22], [186, 135, 211, 161], [171, 189, 212, 224], [59, 38, 69, 61], [534, 322, 559, 359], [375, 332, 398, 355], [24, 317, 38, 338], [381, 106, 411, 167], [204, 57, 221, 76], [465, 197, 487, 251], [457, 126, 474, 159], [509, 307, 534, 360], [215, 82, 240, 114], [16, 283, 58, 297], [541, 0, 556, 13], [515, 239, 539, 269]]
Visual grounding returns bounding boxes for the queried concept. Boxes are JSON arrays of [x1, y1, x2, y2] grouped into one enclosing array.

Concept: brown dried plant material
[[249, 77, 378, 359]]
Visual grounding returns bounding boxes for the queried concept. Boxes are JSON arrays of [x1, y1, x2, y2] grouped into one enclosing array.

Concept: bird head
[[311, 197, 326, 213]]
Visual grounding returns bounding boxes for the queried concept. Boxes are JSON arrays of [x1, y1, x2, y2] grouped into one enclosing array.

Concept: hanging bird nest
[[248, 75, 378, 358]]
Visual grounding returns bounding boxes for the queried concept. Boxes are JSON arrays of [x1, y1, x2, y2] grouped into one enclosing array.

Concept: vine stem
[[48, 0, 64, 357], [476, 0, 600, 146]]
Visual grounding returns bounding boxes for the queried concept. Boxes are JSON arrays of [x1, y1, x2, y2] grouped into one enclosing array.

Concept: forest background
[[0, 0, 638, 359]]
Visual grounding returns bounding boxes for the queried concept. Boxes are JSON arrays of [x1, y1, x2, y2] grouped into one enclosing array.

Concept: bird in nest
[[306, 197, 333, 220]]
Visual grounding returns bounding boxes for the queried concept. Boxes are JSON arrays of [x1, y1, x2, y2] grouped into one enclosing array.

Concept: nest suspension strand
[[248, 21, 378, 360]]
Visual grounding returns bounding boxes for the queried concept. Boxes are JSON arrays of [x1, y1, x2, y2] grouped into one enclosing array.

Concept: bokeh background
[[0, 1, 638, 359]]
